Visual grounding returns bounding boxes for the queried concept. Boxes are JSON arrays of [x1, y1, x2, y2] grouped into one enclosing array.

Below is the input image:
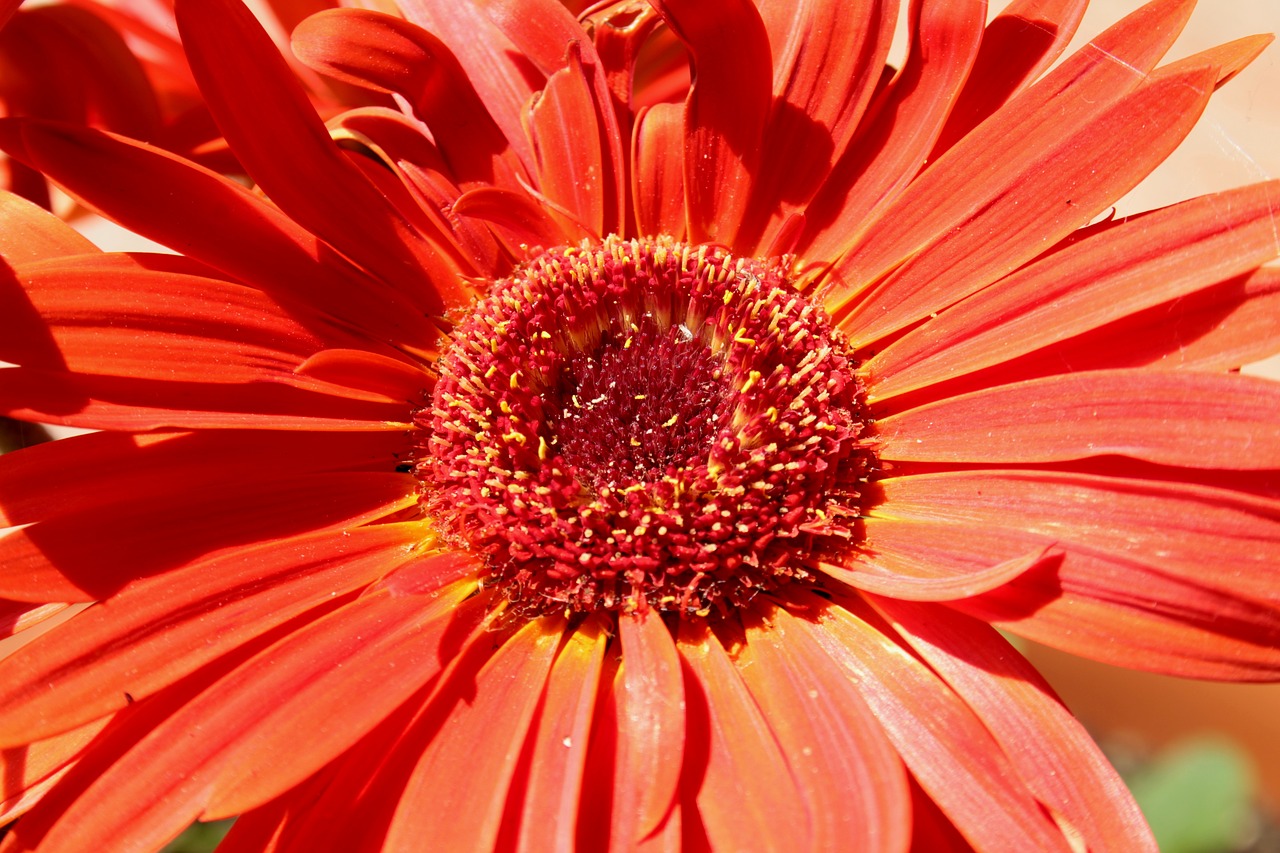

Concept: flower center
[[414, 236, 872, 616]]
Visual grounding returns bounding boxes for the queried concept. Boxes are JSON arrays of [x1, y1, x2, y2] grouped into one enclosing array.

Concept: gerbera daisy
[[1, 0, 1279, 850]]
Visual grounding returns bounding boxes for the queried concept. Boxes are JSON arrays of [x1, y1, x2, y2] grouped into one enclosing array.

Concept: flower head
[[1, 0, 1279, 850]]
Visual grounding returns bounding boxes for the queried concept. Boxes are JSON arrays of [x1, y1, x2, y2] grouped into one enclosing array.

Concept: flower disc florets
[[415, 236, 871, 616]]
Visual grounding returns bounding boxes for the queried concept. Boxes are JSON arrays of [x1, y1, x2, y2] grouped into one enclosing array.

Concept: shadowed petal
[[801, 594, 1073, 852], [383, 616, 565, 852], [677, 619, 810, 852], [737, 602, 911, 853], [870, 599, 1157, 853]]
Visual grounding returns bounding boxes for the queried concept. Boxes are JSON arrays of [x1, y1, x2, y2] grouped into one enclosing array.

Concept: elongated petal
[[0, 428, 406, 527], [821, 0, 1196, 312], [0, 192, 97, 262], [0, 120, 440, 349], [383, 617, 564, 853], [799, 0, 985, 264], [867, 471, 1280, 678], [0, 471, 417, 602], [394, 0, 539, 169], [800, 596, 1074, 852], [748, 0, 896, 244], [632, 103, 686, 240], [173, 0, 466, 313], [877, 370, 1280, 469], [509, 616, 608, 853], [737, 603, 911, 853], [2, 261, 341, 383], [833, 63, 1218, 344], [821, 548, 1052, 601], [930, 0, 1089, 155], [651, 0, 770, 246], [291, 9, 525, 192], [677, 619, 809, 852], [529, 45, 606, 236], [984, 264, 1280, 382], [7, 573, 482, 853], [871, 598, 1157, 853], [0, 364, 411, 432], [454, 186, 577, 255], [612, 611, 685, 845], [0, 520, 431, 744], [866, 181, 1280, 400]]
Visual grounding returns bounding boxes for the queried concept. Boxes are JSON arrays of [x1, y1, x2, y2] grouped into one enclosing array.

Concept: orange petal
[[833, 62, 1219, 344], [871, 599, 1157, 853], [612, 611, 685, 845], [868, 470, 1280, 679], [0, 192, 97, 263], [382, 616, 565, 852], [172, 0, 464, 314], [528, 45, 606, 237], [876, 370, 1280, 470], [632, 103, 687, 240], [799, 0, 985, 265], [800, 595, 1074, 851], [865, 180, 1280, 401], [930, 0, 1089, 156], [0, 521, 430, 744], [677, 619, 809, 852], [737, 603, 911, 852], [821, 548, 1054, 602], [820, 0, 1197, 316], [507, 616, 608, 853], [651, 0, 770, 246]]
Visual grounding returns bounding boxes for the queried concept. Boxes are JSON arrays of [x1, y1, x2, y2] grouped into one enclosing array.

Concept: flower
[[1, 0, 1279, 850]]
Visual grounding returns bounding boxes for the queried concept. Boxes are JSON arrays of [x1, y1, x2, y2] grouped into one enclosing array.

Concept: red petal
[[819, 0, 1195, 317], [0, 119, 441, 350], [293, 348, 432, 404], [0, 192, 97, 263], [173, 0, 465, 314], [528, 45, 606, 236], [677, 619, 809, 852], [800, 595, 1074, 851], [632, 103, 687, 240], [867, 471, 1280, 679], [0, 364, 411, 432], [0, 471, 418, 602], [799, 0, 985, 264], [989, 265, 1280, 378], [930, 0, 1089, 156], [0, 428, 407, 527], [737, 603, 911, 853], [747, 0, 897, 246], [394, 0, 539, 169], [876, 370, 1280, 470], [2, 259, 347, 383], [821, 548, 1053, 601], [383, 616, 564, 852], [454, 186, 577, 256], [0, 715, 111, 818], [651, 0, 770, 246], [866, 180, 1280, 401], [832, 62, 1219, 344], [612, 611, 685, 845], [0, 520, 432, 745], [9, 573, 481, 853], [290, 9, 526, 193], [202, 575, 484, 817], [508, 616, 608, 853], [871, 599, 1157, 853]]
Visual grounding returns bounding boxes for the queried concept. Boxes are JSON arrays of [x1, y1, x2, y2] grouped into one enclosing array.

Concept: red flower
[[1, 0, 1279, 850]]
